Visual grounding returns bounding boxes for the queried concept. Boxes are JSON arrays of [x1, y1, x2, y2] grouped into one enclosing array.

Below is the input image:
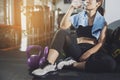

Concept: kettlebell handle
[[44, 46, 49, 55], [26, 45, 42, 59]]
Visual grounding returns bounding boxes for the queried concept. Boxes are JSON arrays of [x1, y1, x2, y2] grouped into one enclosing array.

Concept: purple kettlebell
[[26, 45, 42, 69], [39, 46, 49, 67]]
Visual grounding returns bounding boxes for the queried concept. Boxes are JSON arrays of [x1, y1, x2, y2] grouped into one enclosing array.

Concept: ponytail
[[98, 6, 104, 16], [96, 0, 104, 16]]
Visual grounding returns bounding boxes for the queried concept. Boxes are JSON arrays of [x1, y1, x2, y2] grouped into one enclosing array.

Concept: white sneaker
[[57, 57, 76, 70], [32, 64, 56, 76]]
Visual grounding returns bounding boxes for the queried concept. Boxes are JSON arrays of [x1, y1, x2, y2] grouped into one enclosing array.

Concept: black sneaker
[[57, 57, 76, 70]]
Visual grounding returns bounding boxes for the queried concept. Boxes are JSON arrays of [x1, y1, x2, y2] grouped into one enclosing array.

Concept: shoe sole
[[32, 70, 58, 78]]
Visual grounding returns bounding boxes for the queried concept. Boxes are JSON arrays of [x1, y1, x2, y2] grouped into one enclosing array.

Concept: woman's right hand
[[71, 0, 82, 9]]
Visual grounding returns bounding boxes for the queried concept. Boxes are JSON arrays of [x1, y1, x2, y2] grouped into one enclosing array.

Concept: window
[[0, 0, 14, 25], [0, 0, 5, 24]]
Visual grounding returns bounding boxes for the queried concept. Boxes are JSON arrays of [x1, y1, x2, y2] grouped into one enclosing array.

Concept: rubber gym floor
[[0, 49, 120, 80]]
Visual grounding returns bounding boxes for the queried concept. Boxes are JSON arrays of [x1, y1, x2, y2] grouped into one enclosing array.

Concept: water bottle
[[71, 0, 82, 9], [71, 0, 87, 12]]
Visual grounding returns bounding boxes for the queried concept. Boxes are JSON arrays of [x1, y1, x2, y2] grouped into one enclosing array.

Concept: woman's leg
[[47, 29, 71, 64], [85, 52, 116, 73], [32, 29, 71, 76], [72, 53, 116, 72], [70, 44, 94, 70], [57, 43, 94, 70], [72, 47, 116, 72], [47, 49, 59, 64], [48, 29, 83, 64]]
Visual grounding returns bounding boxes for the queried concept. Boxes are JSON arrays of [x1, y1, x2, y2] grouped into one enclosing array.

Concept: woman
[[32, 0, 116, 76]]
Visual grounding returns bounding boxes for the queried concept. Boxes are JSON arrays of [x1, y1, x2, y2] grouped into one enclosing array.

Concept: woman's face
[[86, 0, 100, 10]]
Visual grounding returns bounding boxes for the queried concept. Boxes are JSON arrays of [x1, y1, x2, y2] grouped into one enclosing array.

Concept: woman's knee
[[105, 56, 116, 72], [96, 53, 116, 72], [85, 54, 116, 72], [98, 54, 117, 72], [56, 29, 69, 36], [50, 29, 68, 49]]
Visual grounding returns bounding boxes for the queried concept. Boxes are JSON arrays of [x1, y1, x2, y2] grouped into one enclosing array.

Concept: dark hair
[[96, 0, 103, 3], [98, 6, 104, 16], [96, 0, 104, 16]]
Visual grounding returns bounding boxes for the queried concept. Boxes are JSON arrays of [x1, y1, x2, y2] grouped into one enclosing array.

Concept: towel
[[70, 11, 105, 39]]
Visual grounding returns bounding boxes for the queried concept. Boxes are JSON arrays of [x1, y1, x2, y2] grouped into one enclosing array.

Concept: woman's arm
[[60, 5, 74, 30], [80, 23, 108, 61], [60, 1, 82, 30]]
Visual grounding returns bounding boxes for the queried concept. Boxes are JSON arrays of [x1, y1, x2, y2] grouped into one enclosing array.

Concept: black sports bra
[[76, 25, 97, 40]]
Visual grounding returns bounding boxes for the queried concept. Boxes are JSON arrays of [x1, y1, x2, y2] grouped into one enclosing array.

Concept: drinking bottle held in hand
[[71, 0, 82, 8]]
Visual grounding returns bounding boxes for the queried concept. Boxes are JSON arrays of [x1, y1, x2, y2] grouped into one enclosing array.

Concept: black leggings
[[50, 29, 116, 72]]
